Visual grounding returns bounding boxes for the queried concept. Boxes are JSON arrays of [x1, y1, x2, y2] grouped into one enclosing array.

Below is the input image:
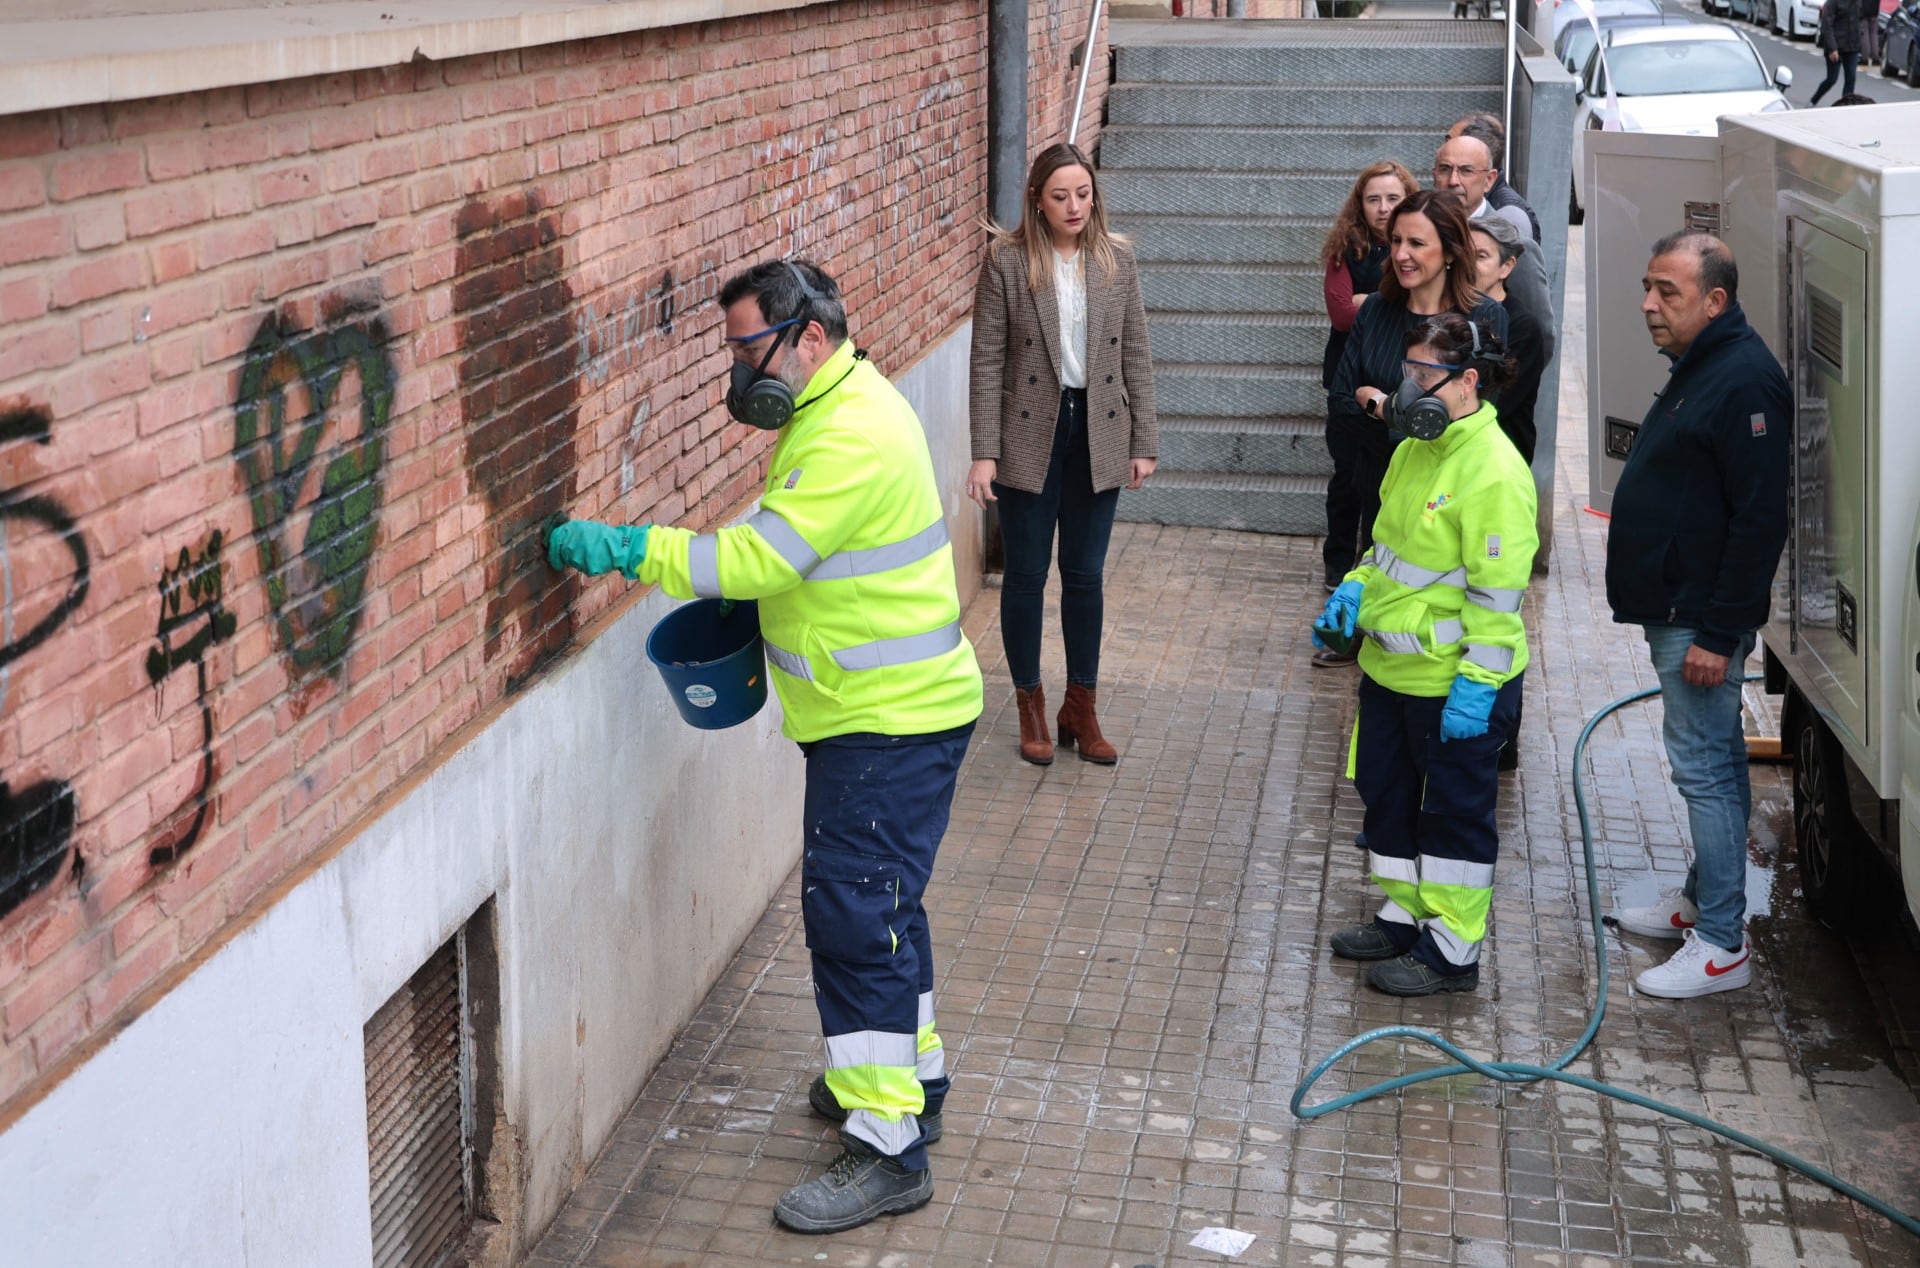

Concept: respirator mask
[[725, 262, 826, 431], [1380, 365, 1463, 442]]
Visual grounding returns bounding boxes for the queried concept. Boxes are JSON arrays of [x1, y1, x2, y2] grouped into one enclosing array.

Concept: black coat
[[1605, 303, 1791, 655], [1320, 241, 1389, 389], [1819, 0, 1863, 55]]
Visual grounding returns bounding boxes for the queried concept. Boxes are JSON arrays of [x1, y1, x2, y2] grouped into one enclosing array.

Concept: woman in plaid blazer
[[966, 142, 1159, 766]]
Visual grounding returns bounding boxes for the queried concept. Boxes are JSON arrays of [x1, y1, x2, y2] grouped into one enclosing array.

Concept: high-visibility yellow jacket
[[1346, 401, 1537, 697], [637, 340, 984, 742]]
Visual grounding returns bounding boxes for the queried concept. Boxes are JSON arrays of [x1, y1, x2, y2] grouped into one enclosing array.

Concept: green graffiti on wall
[[233, 314, 394, 677]]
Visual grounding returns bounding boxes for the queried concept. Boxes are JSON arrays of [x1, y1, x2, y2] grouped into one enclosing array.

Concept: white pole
[[1067, 0, 1107, 146]]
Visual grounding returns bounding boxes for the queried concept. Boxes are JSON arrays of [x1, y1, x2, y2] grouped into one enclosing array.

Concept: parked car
[[1726, 0, 1770, 23], [1885, 0, 1920, 82], [1549, 0, 1663, 43], [1770, 0, 1824, 38], [1570, 25, 1792, 222], [1557, 12, 1695, 73]]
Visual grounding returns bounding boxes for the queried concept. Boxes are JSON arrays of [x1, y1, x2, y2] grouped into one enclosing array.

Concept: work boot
[[1014, 685, 1053, 765], [772, 1134, 933, 1234], [1056, 683, 1118, 764], [1366, 953, 1479, 996], [808, 1073, 943, 1144], [1329, 922, 1409, 962]]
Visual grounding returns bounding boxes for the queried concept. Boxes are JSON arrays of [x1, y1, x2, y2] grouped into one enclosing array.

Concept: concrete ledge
[[0, 0, 819, 117]]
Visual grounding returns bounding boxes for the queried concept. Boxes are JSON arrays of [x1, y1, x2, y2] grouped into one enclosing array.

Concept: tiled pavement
[[527, 259, 1920, 1265]]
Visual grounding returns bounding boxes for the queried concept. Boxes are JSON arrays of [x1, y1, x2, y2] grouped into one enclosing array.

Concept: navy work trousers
[[800, 722, 973, 1171]]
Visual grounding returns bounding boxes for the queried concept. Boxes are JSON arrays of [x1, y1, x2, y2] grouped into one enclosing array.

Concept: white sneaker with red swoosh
[[1634, 930, 1752, 999], [1612, 887, 1699, 941]]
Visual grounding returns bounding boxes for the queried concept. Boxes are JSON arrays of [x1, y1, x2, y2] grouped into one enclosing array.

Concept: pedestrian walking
[[1606, 233, 1789, 999], [966, 142, 1158, 766], [546, 258, 985, 1233], [1812, 0, 1864, 104], [1318, 161, 1418, 631], [1316, 311, 1537, 996], [1328, 190, 1507, 567]]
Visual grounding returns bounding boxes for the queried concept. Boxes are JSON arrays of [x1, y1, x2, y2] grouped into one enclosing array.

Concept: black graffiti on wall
[[0, 407, 89, 921], [233, 312, 394, 679], [145, 530, 236, 866]]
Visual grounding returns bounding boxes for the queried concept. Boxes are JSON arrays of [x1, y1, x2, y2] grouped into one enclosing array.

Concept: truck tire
[[1793, 711, 1868, 928]]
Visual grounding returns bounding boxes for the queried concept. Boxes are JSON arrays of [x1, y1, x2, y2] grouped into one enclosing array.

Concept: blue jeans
[[995, 389, 1119, 690], [1643, 625, 1755, 952]]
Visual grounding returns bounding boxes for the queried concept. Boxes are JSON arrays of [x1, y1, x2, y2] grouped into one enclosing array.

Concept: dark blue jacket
[[1605, 303, 1790, 656]]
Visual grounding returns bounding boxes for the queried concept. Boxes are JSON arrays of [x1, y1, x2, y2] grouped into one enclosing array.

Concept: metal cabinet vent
[[364, 929, 474, 1268], [1807, 285, 1846, 380]]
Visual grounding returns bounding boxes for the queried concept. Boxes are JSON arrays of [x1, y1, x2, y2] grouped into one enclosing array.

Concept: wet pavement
[[525, 240, 1920, 1265]]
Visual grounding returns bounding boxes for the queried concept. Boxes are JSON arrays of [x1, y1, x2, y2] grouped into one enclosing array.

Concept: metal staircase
[[1101, 20, 1508, 534]]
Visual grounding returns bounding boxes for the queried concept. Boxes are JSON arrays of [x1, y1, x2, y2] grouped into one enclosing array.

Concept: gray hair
[[1649, 231, 1738, 304], [1470, 212, 1524, 264]]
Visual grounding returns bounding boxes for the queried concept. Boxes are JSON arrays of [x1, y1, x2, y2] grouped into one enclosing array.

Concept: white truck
[[1585, 103, 1920, 928]]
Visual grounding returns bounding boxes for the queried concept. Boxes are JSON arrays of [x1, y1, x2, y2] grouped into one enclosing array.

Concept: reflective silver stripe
[[845, 1107, 923, 1157], [1465, 584, 1526, 613], [1359, 628, 1426, 655], [763, 639, 813, 681], [1369, 852, 1419, 884], [810, 519, 950, 582], [917, 991, 936, 1029], [825, 1029, 920, 1070], [916, 1036, 945, 1083], [687, 535, 721, 598], [832, 621, 963, 672], [1419, 856, 1496, 889], [1378, 899, 1418, 927], [1462, 642, 1516, 674], [1373, 544, 1466, 590], [1426, 920, 1481, 967], [1432, 618, 1464, 644], [747, 508, 821, 578]]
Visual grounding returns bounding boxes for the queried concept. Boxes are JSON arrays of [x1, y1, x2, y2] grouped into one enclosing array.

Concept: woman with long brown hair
[[1327, 189, 1506, 591], [1318, 161, 1418, 620], [966, 142, 1158, 766]]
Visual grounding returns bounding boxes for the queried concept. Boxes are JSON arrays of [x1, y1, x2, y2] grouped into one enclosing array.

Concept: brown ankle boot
[[1056, 683, 1117, 764], [1015, 685, 1054, 765]]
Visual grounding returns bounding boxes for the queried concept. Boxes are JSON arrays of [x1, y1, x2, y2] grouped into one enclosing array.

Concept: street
[[1660, 0, 1920, 103]]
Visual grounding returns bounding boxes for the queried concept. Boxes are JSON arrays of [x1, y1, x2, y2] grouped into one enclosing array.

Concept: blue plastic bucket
[[644, 599, 768, 730]]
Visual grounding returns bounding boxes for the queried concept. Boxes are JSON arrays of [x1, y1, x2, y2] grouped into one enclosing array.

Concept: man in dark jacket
[[1449, 114, 1541, 244], [1606, 233, 1789, 1000]]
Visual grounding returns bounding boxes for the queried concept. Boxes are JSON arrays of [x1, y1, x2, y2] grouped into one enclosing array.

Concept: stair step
[[1100, 124, 1441, 176], [1149, 311, 1327, 366], [1155, 364, 1327, 419], [1114, 40, 1505, 88], [1106, 169, 1382, 219], [1107, 82, 1503, 129], [1158, 417, 1333, 477], [1116, 473, 1328, 535], [1141, 263, 1328, 314], [1117, 214, 1332, 266]]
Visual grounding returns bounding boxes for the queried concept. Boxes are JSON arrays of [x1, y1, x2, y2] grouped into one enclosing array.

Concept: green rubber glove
[[547, 520, 650, 577]]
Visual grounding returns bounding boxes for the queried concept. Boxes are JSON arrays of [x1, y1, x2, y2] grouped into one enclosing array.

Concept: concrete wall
[[0, 323, 977, 1264]]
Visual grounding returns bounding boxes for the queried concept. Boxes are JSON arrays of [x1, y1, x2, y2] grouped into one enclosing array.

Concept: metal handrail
[[1066, 0, 1108, 146]]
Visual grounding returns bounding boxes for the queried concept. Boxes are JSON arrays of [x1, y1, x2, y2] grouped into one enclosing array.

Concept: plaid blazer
[[968, 238, 1159, 495]]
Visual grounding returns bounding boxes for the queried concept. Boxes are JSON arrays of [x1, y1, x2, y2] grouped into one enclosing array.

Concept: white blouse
[[1052, 248, 1087, 390]]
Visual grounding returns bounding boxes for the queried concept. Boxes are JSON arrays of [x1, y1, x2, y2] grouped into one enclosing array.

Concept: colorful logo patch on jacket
[[1750, 413, 1767, 437], [1487, 534, 1502, 559], [1426, 493, 1452, 512], [784, 468, 803, 489]]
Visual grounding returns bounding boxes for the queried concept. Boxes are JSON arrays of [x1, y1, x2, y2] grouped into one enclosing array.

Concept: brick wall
[[0, 0, 1111, 1115]]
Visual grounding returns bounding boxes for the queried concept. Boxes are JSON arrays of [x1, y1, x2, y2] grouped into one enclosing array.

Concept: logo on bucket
[[684, 684, 719, 709]]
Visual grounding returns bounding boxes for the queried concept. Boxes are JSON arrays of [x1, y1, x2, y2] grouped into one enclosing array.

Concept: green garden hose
[[1288, 684, 1920, 1240]]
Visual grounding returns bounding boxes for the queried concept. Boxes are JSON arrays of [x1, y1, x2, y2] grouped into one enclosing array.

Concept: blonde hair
[[988, 142, 1127, 292]]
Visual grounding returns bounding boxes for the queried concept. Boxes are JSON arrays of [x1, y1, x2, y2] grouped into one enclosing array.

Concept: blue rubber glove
[[1439, 676, 1499, 743], [547, 520, 650, 577], [1312, 579, 1364, 648]]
